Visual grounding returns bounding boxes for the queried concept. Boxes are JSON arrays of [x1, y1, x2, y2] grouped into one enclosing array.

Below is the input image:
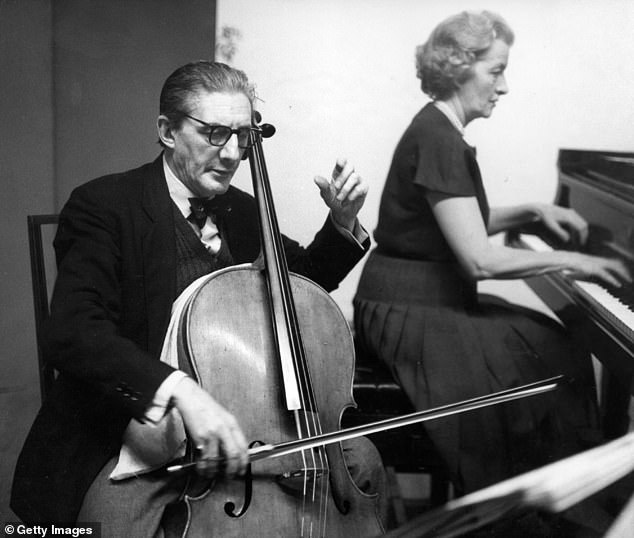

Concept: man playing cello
[[12, 61, 387, 536]]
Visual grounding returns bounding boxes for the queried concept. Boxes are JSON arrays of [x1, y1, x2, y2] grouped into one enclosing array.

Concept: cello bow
[[168, 375, 563, 472]]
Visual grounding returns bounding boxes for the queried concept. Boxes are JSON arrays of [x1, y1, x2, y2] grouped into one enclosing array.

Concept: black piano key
[[611, 285, 634, 309]]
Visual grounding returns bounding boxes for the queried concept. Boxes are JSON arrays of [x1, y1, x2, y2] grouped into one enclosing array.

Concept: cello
[[167, 115, 385, 537], [164, 115, 563, 537]]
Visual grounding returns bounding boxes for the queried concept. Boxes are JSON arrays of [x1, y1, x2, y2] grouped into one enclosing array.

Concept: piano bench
[[342, 353, 451, 512]]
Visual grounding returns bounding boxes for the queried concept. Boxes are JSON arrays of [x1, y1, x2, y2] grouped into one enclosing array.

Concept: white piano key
[[575, 280, 634, 331], [518, 234, 553, 253], [518, 234, 634, 332]]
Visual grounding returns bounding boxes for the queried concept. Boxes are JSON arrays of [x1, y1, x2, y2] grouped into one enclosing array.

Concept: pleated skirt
[[353, 251, 601, 494]]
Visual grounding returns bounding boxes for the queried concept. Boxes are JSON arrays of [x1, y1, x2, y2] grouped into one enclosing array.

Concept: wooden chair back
[[27, 214, 59, 402]]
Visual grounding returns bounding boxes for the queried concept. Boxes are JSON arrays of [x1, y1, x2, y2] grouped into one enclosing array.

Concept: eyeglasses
[[182, 113, 257, 149]]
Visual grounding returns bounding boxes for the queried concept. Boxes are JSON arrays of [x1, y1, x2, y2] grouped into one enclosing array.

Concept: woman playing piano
[[354, 9, 632, 534]]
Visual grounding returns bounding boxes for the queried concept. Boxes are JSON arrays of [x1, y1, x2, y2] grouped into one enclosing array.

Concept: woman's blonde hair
[[415, 11, 514, 100]]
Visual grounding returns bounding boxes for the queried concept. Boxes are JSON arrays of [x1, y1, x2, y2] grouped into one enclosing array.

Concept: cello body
[[173, 265, 384, 537]]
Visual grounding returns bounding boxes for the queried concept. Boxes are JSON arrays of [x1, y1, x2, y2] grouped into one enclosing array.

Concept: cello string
[[294, 409, 311, 538], [257, 144, 319, 527], [317, 444, 330, 537], [260, 134, 331, 532], [251, 130, 326, 534]]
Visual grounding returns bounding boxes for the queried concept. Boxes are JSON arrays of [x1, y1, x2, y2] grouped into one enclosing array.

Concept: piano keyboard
[[517, 234, 634, 335]]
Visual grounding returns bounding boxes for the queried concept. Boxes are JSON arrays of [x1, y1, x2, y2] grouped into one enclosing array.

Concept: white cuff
[[329, 213, 369, 248], [143, 370, 189, 424]]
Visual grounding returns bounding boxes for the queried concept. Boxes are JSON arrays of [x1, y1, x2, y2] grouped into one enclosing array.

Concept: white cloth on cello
[[109, 274, 212, 480]]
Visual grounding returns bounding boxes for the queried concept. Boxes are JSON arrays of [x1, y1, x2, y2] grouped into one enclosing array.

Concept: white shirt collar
[[433, 101, 465, 137], [163, 155, 222, 252], [163, 155, 199, 218]]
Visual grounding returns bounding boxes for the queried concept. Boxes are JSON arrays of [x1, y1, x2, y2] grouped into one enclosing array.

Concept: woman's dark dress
[[354, 103, 601, 495]]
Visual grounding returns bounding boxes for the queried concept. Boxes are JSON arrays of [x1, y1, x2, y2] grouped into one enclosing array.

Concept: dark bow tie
[[188, 197, 232, 229]]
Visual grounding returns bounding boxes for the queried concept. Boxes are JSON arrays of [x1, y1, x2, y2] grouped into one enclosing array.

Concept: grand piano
[[507, 149, 634, 438]]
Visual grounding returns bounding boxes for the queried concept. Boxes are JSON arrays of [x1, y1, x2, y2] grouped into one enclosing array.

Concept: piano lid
[[558, 149, 634, 204]]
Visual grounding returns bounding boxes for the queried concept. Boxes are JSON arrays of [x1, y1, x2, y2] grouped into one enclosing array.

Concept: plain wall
[[0, 0, 217, 520], [216, 0, 634, 320], [52, 0, 216, 204], [0, 0, 55, 522]]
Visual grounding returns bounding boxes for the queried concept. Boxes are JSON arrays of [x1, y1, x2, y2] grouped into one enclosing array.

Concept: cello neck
[[247, 125, 316, 415]]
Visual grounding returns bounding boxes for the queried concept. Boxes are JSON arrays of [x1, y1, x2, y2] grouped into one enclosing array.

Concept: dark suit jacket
[[12, 155, 368, 523]]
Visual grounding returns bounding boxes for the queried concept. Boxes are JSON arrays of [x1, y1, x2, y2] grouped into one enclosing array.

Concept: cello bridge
[[275, 468, 328, 495]]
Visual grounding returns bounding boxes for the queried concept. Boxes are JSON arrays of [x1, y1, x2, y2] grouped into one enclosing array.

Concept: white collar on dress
[[433, 101, 465, 137]]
